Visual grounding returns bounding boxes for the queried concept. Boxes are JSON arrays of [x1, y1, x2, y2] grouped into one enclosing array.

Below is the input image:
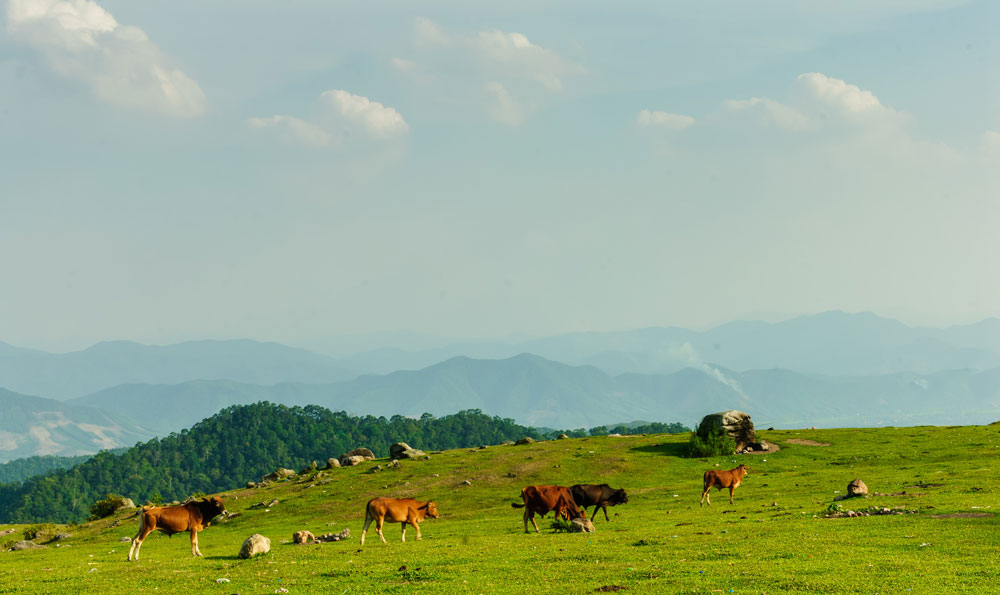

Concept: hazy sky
[[1, 0, 997, 352]]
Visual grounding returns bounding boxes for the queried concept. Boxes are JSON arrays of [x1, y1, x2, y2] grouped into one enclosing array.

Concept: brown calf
[[361, 497, 439, 545], [127, 497, 226, 561], [701, 464, 748, 506], [512, 485, 585, 533]]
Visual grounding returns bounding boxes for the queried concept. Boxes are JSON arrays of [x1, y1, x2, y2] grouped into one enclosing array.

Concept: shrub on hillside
[[88, 494, 129, 520], [687, 428, 736, 457]]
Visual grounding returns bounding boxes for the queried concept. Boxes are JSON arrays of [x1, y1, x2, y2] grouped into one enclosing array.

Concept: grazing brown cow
[[127, 496, 226, 561], [571, 484, 629, 522], [360, 497, 439, 545], [700, 464, 748, 506], [512, 485, 586, 533]]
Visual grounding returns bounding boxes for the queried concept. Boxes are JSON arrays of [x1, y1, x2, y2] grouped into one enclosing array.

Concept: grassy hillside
[[2, 424, 998, 593]]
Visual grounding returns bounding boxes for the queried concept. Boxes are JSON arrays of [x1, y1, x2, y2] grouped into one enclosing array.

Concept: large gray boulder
[[390, 442, 427, 460], [343, 448, 375, 460], [239, 534, 271, 559], [697, 410, 756, 451]]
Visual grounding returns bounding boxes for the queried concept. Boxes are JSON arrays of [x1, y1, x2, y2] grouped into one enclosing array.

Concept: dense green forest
[[0, 453, 103, 485]]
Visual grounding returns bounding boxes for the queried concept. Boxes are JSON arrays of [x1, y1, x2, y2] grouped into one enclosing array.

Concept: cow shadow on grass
[[629, 442, 688, 458]]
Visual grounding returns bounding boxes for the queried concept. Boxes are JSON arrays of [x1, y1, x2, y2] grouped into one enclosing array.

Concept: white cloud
[[249, 90, 408, 147], [982, 130, 1000, 154], [407, 18, 584, 122], [7, 0, 206, 118], [723, 97, 810, 131], [636, 109, 695, 130], [796, 72, 885, 114], [320, 90, 409, 138], [486, 81, 525, 126], [414, 16, 449, 47], [247, 116, 331, 147], [391, 57, 417, 72]]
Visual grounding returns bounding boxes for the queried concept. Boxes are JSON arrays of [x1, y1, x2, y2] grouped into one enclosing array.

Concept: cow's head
[[418, 501, 439, 519], [736, 464, 748, 478], [611, 488, 629, 505], [203, 496, 227, 519], [557, 497, 585, 520]]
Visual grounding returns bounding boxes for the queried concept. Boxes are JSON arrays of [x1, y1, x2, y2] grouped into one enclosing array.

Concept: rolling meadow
[[2, 425, 998, 594]]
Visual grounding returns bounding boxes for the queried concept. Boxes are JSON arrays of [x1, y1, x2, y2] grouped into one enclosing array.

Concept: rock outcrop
[[697, 410, 756, 451]]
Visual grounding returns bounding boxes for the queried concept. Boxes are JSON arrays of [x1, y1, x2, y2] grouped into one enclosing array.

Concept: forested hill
[[0, 404, 543, 523]]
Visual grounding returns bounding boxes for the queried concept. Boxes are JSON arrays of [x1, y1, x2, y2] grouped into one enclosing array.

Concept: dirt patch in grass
[[784, 439, 831, 447], [595, 586, 627, 592], [926, 512, 993, 519]]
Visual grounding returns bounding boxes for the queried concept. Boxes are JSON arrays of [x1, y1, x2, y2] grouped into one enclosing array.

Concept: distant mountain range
[[1, 311, 998, 463], [0, 339, 354, 399], [334, 312, 1000, 376], [66, 354, 1000, 442], [0, 388, 153, 462]]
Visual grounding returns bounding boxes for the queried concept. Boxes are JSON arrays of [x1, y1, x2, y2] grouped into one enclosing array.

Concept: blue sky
[[1, 0, 997, 351]]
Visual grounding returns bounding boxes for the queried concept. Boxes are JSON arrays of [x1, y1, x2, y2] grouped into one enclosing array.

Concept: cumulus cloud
[[720, 73, 907, 135], [485, 81, 525, 126], [247, 116, 332, 147], [407, 18, 584, 124], [795, 72, 891, 117], [7, 0, 206, 118], [249, 90, 407, 147], [723, 97, 810, 131], [320, 90, 409, 138], [636, 109, 695, 130]]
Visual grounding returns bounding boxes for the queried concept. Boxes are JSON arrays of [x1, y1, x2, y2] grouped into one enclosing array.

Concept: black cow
[[570, 484, 629, 522]]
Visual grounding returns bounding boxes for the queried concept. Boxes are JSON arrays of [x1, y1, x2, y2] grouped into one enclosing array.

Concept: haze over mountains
[[0, 311, 997, 463]]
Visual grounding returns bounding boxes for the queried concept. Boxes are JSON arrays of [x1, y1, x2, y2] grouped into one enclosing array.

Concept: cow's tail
[[133, 509, 146, 542]]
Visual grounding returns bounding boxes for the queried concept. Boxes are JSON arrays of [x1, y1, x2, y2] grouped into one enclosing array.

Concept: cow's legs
[[375, 517, 387, 543], [601, 505, 610, 522], [190, 530, 202, 557], [413, 521, 422, 541], [729, 486, 736, 505], [701, 486, 712, 506], [128, 523, 152, 561], [361, 511, 374, 545], [529, 511, 541, 533], [401, 522, 406, 542]]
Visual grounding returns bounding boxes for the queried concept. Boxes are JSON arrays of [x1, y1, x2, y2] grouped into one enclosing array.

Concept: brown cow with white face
[[127, 496, 226, 561], [701, 464, 748, 506], [361, 497, 439, 545]]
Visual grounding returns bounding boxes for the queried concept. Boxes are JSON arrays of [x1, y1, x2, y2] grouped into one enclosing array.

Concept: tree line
[[0, 402, 688, 523]]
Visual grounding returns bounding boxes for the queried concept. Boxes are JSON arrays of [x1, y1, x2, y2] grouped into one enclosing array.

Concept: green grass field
[[2, 426, 998, 594]]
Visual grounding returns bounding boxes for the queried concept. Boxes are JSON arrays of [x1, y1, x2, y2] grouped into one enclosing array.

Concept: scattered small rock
[[315, 528, 351, 542], [250, 498, 280, 509], [119, 536, 132, 542], [557, 434, 569, 440], [848, 479, 869, 497], [367, 465, 383, 474], [293, 530, 315, 544], [10, 541, 46, 551], [325, 457, 341, 469], [570, 518, 596, 533], [515, 437, 535, 445], [460, 480, 472, 486]]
